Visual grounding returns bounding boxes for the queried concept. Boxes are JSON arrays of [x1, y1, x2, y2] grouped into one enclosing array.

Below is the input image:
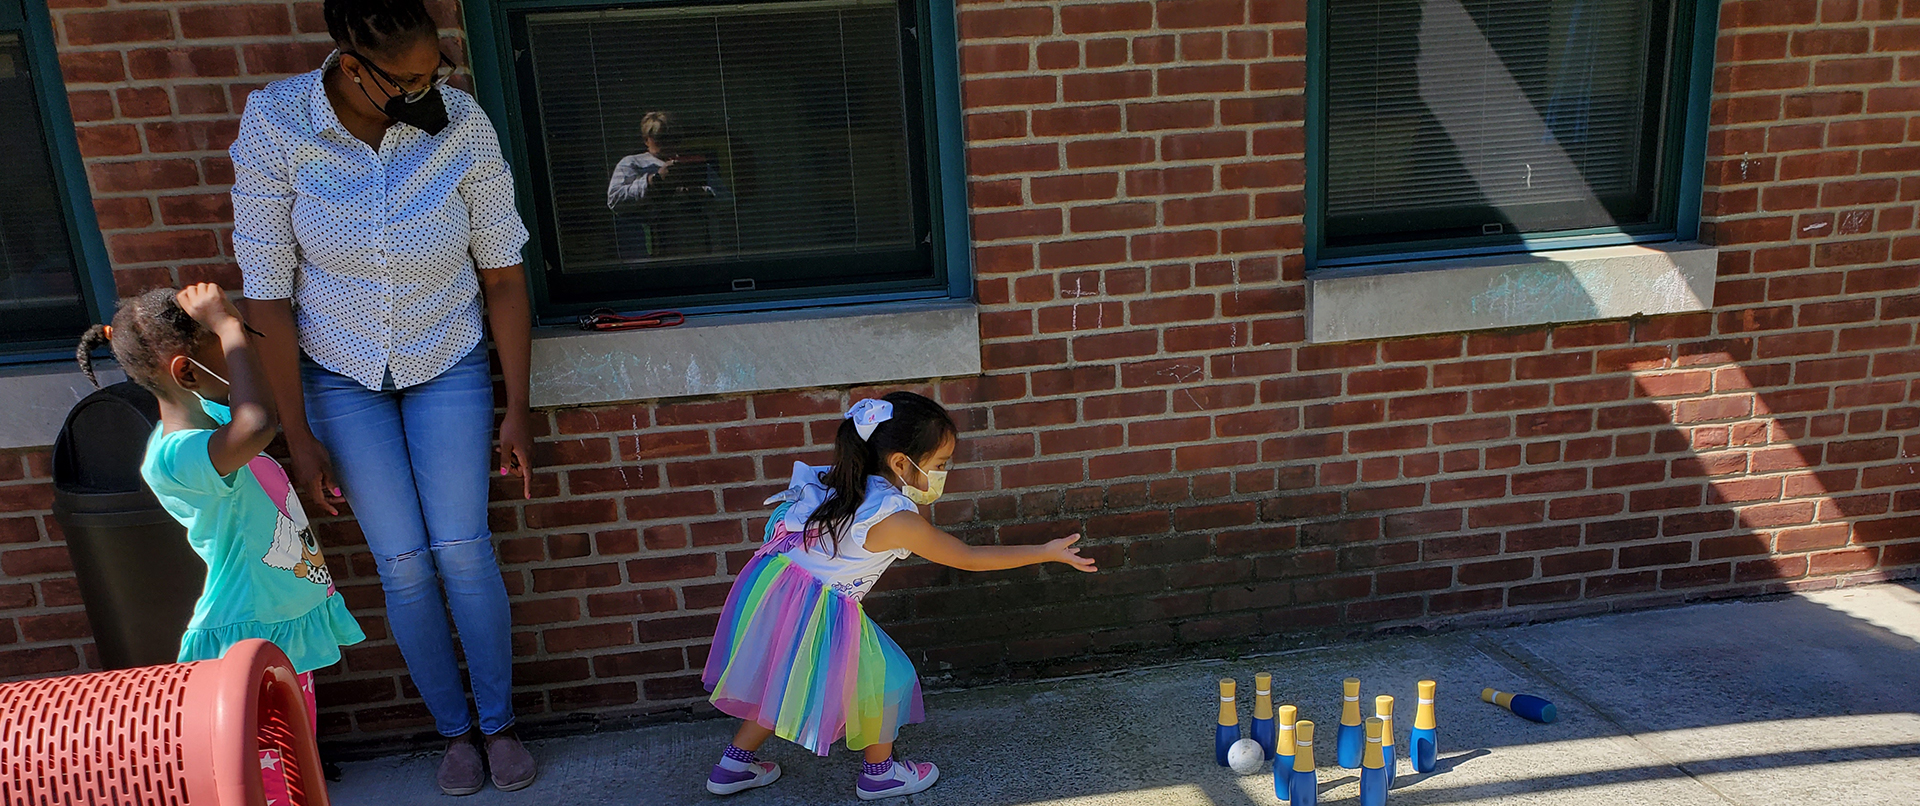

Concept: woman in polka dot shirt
[[231, 0, 536, 795]]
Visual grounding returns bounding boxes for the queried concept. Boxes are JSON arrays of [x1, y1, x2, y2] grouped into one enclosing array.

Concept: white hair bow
[[845, 399, 893, 441]]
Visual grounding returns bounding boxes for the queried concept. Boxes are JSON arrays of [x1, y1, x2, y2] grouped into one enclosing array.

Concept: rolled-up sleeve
[[458, 104, 531, 270], [229, 92, 299, 300]]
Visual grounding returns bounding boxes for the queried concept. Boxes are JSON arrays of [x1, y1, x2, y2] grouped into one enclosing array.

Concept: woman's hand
[[287, 432, 345, 516], [497, 406, 534, 499], [1044, 534, 1098, 573]]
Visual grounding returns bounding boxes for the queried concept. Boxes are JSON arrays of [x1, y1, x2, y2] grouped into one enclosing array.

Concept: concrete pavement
[[329, 581, 1920, 805]]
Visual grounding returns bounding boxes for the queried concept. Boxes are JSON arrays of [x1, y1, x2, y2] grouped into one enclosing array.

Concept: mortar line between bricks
[[1465, 632, 1747, 806]]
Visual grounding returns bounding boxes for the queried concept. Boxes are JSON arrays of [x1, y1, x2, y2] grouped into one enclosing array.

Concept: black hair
[[76, 288, 206, 394], [323, 0, 438, 59], [805, 391, 956, 556]]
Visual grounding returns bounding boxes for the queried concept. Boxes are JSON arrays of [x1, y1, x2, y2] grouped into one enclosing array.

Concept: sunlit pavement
[[330, 581, 1920, 805]]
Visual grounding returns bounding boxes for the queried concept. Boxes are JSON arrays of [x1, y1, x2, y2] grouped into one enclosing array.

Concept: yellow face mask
[[903, 456, 947, 506]]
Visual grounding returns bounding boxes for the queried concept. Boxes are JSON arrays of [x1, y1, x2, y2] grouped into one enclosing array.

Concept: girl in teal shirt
[[78, 284, 364, 800]]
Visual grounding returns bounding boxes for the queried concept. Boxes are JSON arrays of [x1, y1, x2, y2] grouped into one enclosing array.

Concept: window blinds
[[0, 33, 85, 338], [1324, 0, 1675, 248], [523, 0, 920, 280]]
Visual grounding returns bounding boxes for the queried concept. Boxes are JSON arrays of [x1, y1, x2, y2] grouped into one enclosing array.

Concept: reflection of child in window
[[605, 111, 725, 209]]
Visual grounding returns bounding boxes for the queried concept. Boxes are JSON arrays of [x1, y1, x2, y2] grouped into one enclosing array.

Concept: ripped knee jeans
[[303, 345, 515, 736]]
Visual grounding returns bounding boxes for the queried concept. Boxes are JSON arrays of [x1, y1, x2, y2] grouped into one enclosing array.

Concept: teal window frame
[[0, 0, 114, 362], [1303, 0, 1721, 271], [459, 0, 974, 325]]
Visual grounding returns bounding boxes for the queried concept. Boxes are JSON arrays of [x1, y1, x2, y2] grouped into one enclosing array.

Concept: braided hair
[[75, 288, 206, 394], [323, 0, 438, 59]]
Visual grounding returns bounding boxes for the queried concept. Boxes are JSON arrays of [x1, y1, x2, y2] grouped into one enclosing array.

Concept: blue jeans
[[303, 346, 514, 737]]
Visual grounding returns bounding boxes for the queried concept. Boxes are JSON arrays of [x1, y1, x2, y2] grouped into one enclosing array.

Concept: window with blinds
[[514, 0, 936, 308], [1322, 0, 1684, 257], [0, 32, 87, 342]]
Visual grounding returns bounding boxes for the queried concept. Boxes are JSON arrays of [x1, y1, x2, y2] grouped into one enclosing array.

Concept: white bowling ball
[[1226, 738, 1265, 774]]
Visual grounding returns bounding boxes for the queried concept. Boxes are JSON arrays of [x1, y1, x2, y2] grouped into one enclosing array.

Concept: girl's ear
[[166, 354, 196, 390]]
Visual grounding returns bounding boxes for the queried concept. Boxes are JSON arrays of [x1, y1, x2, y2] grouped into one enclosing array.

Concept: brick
[[1061, 3, 1153, 33], [60, 51, 126, 84], [970, 144, 1057, 176], [1159, 0, 1246, 28], [1031, 106, 1122, 138], [627, 553, 717, 583], [1158, 65, 1245, 95], [179, 4, 292, 38], [959, 7, 1054, 38], [542, 623, 632, 653], [65, 10, 175, 44], [1063, 72, 1153, 103], [89, 160, 200, 193]]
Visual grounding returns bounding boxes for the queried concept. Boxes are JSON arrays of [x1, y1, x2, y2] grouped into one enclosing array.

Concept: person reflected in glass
[[606, 111, 727, 259]]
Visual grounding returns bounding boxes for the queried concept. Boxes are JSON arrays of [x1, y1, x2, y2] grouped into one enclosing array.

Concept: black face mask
[[347, 52, 452, 136], [383, 87, 448, 136]]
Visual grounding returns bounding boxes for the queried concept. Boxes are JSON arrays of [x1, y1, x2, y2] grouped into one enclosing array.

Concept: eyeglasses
[[346, 51, 456, 103]]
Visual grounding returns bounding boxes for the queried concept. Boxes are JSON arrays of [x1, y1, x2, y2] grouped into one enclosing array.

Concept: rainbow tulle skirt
[[702, 544, 924, 755]]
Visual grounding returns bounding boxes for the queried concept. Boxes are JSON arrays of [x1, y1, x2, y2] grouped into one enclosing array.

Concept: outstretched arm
[[863, 511, 1096, 573]]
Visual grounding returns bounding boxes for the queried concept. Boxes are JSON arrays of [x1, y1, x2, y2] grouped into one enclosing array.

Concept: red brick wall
[[4, 0, 1917, 744], [47, 0, 468, 294], [0, 451, 91, 680]]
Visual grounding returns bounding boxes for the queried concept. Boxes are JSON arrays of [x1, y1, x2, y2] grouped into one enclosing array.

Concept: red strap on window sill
[[577, 309, 686, 332]]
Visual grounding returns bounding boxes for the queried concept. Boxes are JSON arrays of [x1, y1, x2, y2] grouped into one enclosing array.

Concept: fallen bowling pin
[[1360, 717, 1388, 806], [1481, 687, 1557, 724], [1336, 677, 1364, 769], [1410, 680, 1438, 774], [1216, 678, 1241, 767], [1273, 703, 1298, 801], [1251, 672, 1276, 759], [1287, 720, 1318, 806]]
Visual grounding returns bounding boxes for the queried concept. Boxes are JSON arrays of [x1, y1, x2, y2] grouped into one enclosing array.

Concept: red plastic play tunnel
[[0, 639, 329, 806]]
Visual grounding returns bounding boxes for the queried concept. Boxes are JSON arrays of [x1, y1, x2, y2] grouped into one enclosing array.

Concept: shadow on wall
[[868, 0, 1917, 693]]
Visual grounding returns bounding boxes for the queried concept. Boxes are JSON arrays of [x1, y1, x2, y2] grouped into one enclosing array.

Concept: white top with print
[[771, 463, 917, 602], [229, 51, 529, 391]]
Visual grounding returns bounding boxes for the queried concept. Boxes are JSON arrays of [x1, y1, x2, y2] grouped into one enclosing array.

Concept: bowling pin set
[[1214, 676, 1440, 805]]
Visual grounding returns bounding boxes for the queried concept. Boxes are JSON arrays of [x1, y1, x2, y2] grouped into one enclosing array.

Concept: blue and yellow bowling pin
[[1251, 673, 1276, 759], [1410, 680, 1438, 773], [1336, 678, 1364, 769], [1481, 687, 1557, 723], [1360, 718, 1388, 806], [1375, 695, 1397, 788], [1287, 720, 1318, 806], [1215, 678, 1240, 766], [1273, 704, 1298, 801]]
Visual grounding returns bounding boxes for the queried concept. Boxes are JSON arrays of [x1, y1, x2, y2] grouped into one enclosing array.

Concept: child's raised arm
[[179, 284, 278, 476], [865, 510, 1096, 573]]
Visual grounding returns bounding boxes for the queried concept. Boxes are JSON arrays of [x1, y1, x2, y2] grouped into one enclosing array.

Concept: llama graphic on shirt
[[247, 455, 335, 594]]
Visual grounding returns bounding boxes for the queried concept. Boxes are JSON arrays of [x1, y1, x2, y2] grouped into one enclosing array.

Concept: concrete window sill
[[0, 362, 126, 451], [530, 300, 982, 409], [1305, 242, 1720, 343]]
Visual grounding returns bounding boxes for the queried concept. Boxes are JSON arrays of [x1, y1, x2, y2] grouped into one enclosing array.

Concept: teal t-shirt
[[140, 401, 364, 674]]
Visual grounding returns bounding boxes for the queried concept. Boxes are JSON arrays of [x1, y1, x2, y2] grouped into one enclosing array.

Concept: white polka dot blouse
[[230, 51, 530, 392]]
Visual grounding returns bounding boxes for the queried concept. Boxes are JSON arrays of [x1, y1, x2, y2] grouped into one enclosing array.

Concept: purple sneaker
[[707, 761, 781, 795], [856, 759, 939, 801]]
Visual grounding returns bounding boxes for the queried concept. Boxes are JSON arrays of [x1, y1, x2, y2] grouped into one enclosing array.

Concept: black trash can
[[50, 381, 206, 670]]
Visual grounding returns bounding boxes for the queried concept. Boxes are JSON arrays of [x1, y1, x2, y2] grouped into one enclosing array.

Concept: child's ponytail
[[806, 391, 955, 556], [74, 288, 206, 395], [75, 324, 111, 389]]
